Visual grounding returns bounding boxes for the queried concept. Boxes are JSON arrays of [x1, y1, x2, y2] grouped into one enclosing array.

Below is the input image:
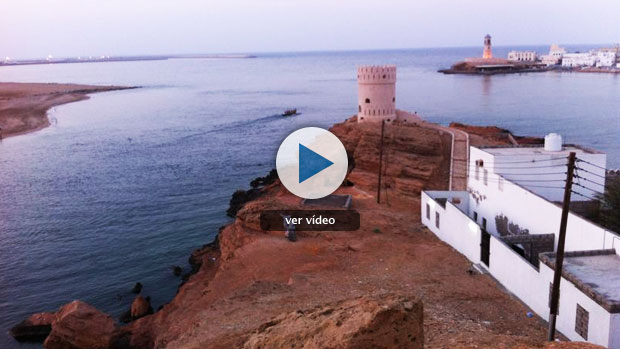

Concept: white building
[[562, 53, 597, 67], [596, 51, 617, 68], [508, 50, 538, 62], [421, 135, 620, 348], [541, 44, 566, 66]]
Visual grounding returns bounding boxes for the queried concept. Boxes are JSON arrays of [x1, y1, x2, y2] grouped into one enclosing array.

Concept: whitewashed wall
[[539, 263, 614, 347], [610, 314, 620, 349], [421, 190, 618, 348], [421, 191, 481, 264], [488, 236, 548, 316], [468, 147, 619, 255]]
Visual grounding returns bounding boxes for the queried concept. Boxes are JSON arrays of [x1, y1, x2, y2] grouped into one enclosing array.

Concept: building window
[[575, 304, 589, 340], [383, 74, 386, 78], [474, 160, 483, 181], [392, 97, 395, 102], [365, 98, 370, 103], [473, 211, 478, 222], [435, 212, 440, 229], [498, 177, 504, 191], [426, 203, 430, 220], [483, 169, 488, 186], [358, 105, 361, 112]]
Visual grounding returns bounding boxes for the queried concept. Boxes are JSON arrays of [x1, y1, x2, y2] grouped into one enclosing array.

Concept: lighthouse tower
[[483, 34, 493, 59], [357, 65, 396, 123]]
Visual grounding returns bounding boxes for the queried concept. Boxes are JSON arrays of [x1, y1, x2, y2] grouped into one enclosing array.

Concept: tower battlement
[[357, 65, 397, 84]]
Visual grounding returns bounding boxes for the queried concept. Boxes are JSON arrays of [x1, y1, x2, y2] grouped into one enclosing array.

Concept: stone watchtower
[[357, 65, 396, 123], [483, 34, 492, 59]]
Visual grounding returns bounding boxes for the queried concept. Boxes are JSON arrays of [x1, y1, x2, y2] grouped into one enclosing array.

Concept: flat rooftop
[[480, 144, 602, 156], [541, 250, 620, 313]]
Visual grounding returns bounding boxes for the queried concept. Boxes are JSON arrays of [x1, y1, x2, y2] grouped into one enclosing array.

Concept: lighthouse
[[483, 34, 492, 59]]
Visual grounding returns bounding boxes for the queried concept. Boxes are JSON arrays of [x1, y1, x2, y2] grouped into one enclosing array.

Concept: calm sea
[[1, 47, 619, 348]]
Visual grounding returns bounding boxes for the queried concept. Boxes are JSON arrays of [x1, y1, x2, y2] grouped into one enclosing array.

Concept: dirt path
[[419, 120, 470, 190]]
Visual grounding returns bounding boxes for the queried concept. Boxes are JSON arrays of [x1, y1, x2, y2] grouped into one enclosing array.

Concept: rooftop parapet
[[357, 65, 396, 83]]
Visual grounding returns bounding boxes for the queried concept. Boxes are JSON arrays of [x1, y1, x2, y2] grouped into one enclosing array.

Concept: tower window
[[365, 98, 370, 103], [358, 105, 361, 112]]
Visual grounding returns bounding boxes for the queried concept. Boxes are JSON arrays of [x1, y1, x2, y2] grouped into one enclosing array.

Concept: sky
[[1, 0, 619, 59]]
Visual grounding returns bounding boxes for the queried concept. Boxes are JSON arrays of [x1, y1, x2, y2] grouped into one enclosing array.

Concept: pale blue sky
[[2, 0, 619, 59]]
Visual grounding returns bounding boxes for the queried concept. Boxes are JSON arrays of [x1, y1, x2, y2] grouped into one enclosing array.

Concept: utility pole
[[377, 120, 385, 204], [548, 151, 577, 341]]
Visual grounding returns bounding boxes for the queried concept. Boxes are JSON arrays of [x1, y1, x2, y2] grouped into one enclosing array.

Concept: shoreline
[[0, 82, 136, 139], [0, 54, 256, 68]]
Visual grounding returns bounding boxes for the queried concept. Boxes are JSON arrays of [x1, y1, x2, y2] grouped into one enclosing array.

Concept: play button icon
[[276, 127, 348, 199], [298, 144, 334, 183]]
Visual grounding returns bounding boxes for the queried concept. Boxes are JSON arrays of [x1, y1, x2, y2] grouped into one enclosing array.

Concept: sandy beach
[[0, 82, 133, 139]]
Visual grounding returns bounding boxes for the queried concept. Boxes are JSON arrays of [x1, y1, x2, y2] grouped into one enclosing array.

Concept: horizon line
[[5, 42, 618, 62]]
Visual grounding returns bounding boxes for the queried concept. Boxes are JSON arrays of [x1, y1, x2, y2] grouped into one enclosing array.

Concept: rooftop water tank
[[544, 133, 562, 152]]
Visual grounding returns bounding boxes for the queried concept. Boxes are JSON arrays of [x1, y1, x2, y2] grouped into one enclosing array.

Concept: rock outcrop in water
[[9, 312, 54, 342], [130, 295, 153, 320], [43, 301, 117, 349]]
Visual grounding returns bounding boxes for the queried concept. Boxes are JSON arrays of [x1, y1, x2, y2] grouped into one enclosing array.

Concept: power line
[[466, 178, 566, 189], [574, 166, 607, 180], [452, 163, 568, 170], [453, 175, 567, 182], [573, 174, 606, 188], [575, 158, 608, 171], [517, 185, 566, 189], [483, 154, 568, 160], [572, 182, 604, 196], [571, 190, 600, 201]]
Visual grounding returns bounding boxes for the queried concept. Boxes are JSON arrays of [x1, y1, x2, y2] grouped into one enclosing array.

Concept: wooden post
[[377, 120, 385, 204], [547, 151, 577, 341]]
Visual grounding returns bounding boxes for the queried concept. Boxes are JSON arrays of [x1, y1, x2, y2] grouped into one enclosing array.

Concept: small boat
[[282, 109, 298, 117]]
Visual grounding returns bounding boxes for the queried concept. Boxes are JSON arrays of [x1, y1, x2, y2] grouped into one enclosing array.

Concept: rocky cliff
[[15, 118, 593, 349]]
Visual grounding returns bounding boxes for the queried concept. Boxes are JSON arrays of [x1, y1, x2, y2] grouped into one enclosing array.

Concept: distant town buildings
[[540, 44, 566, 66], [508, 50, 537, 62], [596, 50, 617, 68], [463, 37, 620, 70], [561, 49, 618, 68], [562, 53, 597, 67]]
